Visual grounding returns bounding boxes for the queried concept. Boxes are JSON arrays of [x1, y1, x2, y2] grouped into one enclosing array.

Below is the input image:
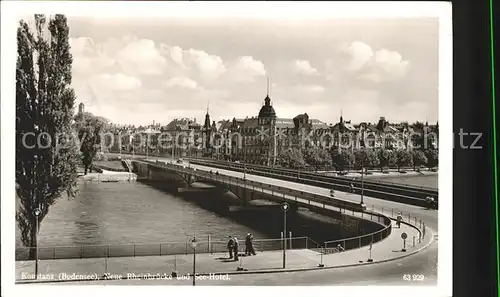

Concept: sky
[[62, 16, 439, 126]]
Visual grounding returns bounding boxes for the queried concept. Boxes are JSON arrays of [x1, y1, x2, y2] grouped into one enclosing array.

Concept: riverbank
[[78, 170, 137, 182]]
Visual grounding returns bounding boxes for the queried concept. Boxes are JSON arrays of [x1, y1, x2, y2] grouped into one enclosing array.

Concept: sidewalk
[[16, 221, 434, 284]]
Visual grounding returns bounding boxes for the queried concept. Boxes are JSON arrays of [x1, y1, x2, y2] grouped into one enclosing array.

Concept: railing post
[[53, 248, 55, 260], [133, 244, 136, 257], [208, 234, 211, 254], [81, 246, 83, 259], [289, 232, 292, 249], [358, 237, 361, 248], [305, 238, 308, 250], [160, 244, 162, 256]]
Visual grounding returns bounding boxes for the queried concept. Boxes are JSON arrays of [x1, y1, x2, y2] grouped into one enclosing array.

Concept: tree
[[330, 148, 355, 172], [276, 148, 306, 169], [302, 146, 332, 171], [74, 112, 108, 174], [425, 149, 439, 169], [354, 148, 380, 172], [16, 15, 79, 256], [395, 149, 414, 172], [411, 150, 428, 170], [377, 149, 397, 172]]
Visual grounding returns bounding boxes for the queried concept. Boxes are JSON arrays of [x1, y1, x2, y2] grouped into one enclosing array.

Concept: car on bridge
[[176, 159, 184, 164]]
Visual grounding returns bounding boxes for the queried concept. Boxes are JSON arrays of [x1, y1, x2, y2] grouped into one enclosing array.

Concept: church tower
[[78, 102, 85, 114], [203, 101, 212, 153]]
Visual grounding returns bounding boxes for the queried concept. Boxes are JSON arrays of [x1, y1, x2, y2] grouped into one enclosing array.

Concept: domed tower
[[257, 78, 277, 166]]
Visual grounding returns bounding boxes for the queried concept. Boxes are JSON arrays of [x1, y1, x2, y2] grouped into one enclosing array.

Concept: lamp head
[[190, 237, 197, 248], [34, 208, 41, 216]]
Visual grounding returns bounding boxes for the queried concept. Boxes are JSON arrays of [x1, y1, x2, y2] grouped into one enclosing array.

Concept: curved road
[[97, 155, 439, 285], [52, 243, 437, 286]]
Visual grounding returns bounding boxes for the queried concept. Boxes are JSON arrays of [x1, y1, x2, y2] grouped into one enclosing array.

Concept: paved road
[[47, 242, 437, 286]]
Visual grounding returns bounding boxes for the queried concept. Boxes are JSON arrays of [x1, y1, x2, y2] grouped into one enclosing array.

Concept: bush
[[106, 155, 122, 161], [94, 152, 107, 162]]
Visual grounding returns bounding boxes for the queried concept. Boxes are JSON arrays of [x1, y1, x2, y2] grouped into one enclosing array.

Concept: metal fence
[[16, 236, 320, 261]]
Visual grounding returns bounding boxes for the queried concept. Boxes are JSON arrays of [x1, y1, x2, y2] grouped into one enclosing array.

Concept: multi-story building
[[163, 118, 201, 158], [206, 94, 330, 165]]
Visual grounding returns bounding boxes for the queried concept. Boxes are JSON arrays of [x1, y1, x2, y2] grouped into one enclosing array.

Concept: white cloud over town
[[66, 17, 438, 126]]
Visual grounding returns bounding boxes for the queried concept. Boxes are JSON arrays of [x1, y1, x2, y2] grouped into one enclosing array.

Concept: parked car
[[176, 159, 184, 164]]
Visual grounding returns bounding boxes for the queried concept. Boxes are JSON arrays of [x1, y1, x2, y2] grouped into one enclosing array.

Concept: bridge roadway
[[114, 154, 438, 284], [188, 158, 438, 206]]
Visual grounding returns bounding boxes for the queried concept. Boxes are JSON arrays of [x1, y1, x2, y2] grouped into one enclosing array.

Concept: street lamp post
[[190, 237, 197, 286], [243, 138, 247, 179], [187, 135, 191, 168], [34, 206, 41, 279], [281, 202, 289, 269], [360, 167, 366, 208]]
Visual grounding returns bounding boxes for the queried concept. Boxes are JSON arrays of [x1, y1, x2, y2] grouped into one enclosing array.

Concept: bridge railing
[[136, 159, 396, 249], [189, 158, 438, 193], [132, 160, 431, 254], [143, 159, 367, 212], [324, 203, 429, 253], [180, 159, 438, 207]]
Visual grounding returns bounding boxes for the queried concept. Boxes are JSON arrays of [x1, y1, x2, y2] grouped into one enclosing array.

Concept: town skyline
[[60, 16, 439, 126]]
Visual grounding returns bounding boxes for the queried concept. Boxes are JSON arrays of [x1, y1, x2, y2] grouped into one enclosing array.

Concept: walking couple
[[227, 233, 256, 261]]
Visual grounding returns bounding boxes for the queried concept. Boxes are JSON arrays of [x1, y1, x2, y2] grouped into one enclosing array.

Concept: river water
[[15, 181, 348, 250]]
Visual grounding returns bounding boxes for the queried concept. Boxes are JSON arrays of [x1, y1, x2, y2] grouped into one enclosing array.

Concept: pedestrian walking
[[227, 236, 234, 259], [396, 212, 403, 228], [245, 233, 257, 256], [233, 237, 240, 261]]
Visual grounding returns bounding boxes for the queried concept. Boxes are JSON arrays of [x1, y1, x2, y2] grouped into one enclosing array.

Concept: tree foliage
[[330, 148, 355, 172], [395, 149, 414, 171], [16, 15, 79, 253], [354, 148, 380, 171], [411, 150, 428, 170], [377, 149, 397, 171], [425, 149, 439, 169], [302, 146, 332, 171], [276, 148, 306, 169], [74, 112, 108, 174]]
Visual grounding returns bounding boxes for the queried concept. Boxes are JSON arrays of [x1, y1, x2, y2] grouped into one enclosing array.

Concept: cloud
[[115, 38, 168, 75], [70, 37, 116, 75], [326, 41, 410, 83], [341, 41, 374, 72], [294, 84, 325, 93], [89, 73, 142, 91], [161, 45, 227, 79], [225, 56, 267, 83], [165, 77, 199, 89], [293, 60, 318, 76]]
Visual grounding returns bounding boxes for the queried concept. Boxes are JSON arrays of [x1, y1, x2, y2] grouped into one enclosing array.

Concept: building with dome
[[205, 91, 330, 166]]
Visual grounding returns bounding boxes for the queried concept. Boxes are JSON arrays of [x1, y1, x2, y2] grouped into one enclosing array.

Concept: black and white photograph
[[1, 2, 452, 296]]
